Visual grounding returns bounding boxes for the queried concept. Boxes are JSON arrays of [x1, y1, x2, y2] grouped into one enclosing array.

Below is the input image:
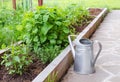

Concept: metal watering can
[[68, 35, 102, 74]]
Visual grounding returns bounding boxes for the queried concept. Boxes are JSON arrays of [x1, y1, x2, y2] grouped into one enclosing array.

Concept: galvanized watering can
[[68, 35, 102, 74]]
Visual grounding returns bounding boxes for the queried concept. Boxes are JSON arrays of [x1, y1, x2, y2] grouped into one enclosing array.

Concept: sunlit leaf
[[41, 23, 53, 35], [40, 35, 47, 43], [43, 14, 49, 22], [13, 56, 20, 63]]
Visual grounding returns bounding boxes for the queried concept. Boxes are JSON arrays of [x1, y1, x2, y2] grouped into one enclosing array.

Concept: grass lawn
[[0, 0, 120, 9], [83, 0, 120, 9], [44, 0, 120, 9]]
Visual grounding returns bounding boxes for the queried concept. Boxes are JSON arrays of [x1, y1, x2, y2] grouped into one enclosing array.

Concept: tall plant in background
[[17, 0, 33, 11], [1, 0, 4, 8], [0, 8, 24, 49], [22, 0, 32, 11]]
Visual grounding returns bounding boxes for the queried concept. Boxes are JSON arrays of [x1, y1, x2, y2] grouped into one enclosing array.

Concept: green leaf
[[33, 36, 38, 42], [63, 27, 69, 33], [22, 46, 27, 54], [55, 21, 62, 26], [25, 61, 30, 65], [13, 56, 20, 63], [1, 43, 6, 49], [40, 35, 47, 43], [50, 39, 56, 44], [16, 25, 23, 31], [9, 70, 15, 74], [19, 64, 23, 69], [34, 14, 39, 19], [43, 14, 49, 22], [32, 28, 38, 34], [48, 33, 57, 39], [41, 23, 53, 35], [1, 60, 5, 65], [34, 45, 39, 53], [21, 56, 26, 61], [5, 62, 12, 67], [57, 40, 62, 44], [25, 23, 32, 31], [49, 13, 55, 19]]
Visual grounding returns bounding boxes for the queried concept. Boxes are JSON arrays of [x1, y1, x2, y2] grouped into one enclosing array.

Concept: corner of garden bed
[[32, 8, 108, 82]]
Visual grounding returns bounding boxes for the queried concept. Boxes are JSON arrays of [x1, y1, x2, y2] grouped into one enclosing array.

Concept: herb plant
[[21, 5, 90, 64], [1, 44, 32, 75], [39, 45, 61, 64], [0, 8, 24, 49], [22, 6, 71, 61]]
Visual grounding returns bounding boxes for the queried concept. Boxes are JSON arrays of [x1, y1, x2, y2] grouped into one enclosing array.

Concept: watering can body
[[68, 35, 102, 74]]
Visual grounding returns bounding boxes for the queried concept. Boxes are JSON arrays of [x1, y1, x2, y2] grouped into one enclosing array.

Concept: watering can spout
[[68, 35, 77, 59]]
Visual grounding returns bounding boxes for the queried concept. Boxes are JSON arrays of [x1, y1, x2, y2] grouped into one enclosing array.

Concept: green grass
[[83, 0, 120, 9], [1, 0, 120, 9], [43, 0, 120, 9]]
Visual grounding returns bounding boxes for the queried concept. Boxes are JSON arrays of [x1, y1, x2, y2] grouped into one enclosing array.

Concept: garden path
[[61, 10, 120, 82]]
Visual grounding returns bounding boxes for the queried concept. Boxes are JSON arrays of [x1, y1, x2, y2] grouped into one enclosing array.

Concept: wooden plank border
[[0, 41, 23, 55]]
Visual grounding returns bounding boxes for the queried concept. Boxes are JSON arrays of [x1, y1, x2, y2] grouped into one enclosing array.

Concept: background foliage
[[1, 0, 120, 10]]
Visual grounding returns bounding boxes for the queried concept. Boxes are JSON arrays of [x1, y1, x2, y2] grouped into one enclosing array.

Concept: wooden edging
[[32, 8, 108, 82], [0, 41, 23, 55]]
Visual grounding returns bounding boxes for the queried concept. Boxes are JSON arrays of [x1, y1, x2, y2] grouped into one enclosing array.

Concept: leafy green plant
[[65, 4, 91, 30], [0, 4, 91, 64], [0, 8, 24, 49], [22, 6, 71, 57], [1, 44, 32, 75], [38, 45, 61, 64], [21, 5, 91, 64]]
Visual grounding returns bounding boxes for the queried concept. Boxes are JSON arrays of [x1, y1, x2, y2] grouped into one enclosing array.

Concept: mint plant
[[1, 44, 32, 75], [22, 6, 71, 57], [21, 5, 90, 64]]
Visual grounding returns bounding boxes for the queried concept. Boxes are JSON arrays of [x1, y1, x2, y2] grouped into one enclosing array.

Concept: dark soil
[[74, 8, 102, 33], [89, 8, 102, 16], [74, 16, 94, 33], [0, 58, 46, 82], [0, 8, 102, 82]]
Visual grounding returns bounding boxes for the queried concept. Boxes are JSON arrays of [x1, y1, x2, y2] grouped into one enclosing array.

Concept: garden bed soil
[[0, 58, 47, 82], [74, 8, 102, 32], [0, 8, 103, 82], [89, 8, 102, 16]]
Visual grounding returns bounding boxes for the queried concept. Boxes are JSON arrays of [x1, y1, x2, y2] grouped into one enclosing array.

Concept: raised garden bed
[[0, 8, 108, 82], [32, 8, 108, 82]]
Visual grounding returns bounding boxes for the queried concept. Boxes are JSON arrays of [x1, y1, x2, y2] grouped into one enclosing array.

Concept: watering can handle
[[93, 40, 102, 66], [68, 35, 77, 59]]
